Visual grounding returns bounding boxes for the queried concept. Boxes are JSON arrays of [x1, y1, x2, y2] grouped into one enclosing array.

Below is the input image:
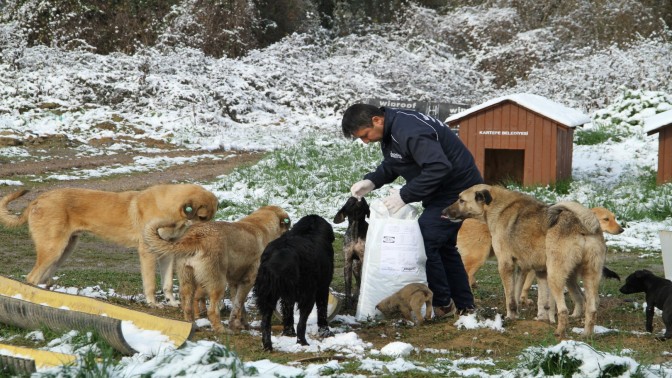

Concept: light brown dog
[[456, 218, 492, 288], [442, 184, 607, 338], [375, 283, 433, 325], [143, 205, 290, 333], [0, 185, 218, 307], [458, 207, 624, 293], [518, 206, 624, 306]]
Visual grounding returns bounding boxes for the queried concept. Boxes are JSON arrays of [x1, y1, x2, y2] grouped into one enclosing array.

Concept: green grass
[[575, 125, 624, 145]]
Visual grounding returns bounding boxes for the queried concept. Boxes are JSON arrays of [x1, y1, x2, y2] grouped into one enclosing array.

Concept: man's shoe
[[433, 299, 456, 319]]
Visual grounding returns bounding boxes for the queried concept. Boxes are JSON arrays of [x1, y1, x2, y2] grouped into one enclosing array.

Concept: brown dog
[[143, 205, 290, 333], [458, 207, 624, 295], [519, 206, 624, 306], [0, 185, 218, 307], [442, 184, 607, 337], [456, 218, 492, 288], [375, 283, 433, 325]]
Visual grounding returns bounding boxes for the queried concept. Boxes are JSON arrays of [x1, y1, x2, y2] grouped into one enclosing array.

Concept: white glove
[[351, 179, 375, 199], [383, 189, 406, 214]]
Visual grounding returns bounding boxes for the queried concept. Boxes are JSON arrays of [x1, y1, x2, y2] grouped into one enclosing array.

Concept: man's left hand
[[383, 189, 405, 214]]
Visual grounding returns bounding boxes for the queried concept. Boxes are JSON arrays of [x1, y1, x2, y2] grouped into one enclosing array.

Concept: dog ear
[[333, 209, 346, 224], [475, 190, 492, 205], [333, 197, 358, 224]]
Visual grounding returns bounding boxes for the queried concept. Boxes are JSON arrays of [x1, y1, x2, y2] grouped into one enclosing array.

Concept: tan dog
[[458, 207, 624, 293], [456, 218, 492, 288], [0, 185, 218, 307], [143, 205, 290, 333], [442, 184, 607, 337], [375, 283, 433, 325], [519, 206, 624, 306]]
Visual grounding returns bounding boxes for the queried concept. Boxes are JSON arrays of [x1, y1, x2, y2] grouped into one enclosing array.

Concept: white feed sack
[[355, 200, 428, 321]]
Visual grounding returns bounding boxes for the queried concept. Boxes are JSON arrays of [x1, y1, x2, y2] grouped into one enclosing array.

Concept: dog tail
[[142, 220, 196, 257], [602, 266, 621, 281], [253, 261, 299, 314], [547, 201, 601, 234], [0, 189, 30, 228]]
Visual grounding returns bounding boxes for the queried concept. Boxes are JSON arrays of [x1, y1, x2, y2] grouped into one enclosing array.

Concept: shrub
[[2, 0, 179, 54], [574, 125, 622, 145]]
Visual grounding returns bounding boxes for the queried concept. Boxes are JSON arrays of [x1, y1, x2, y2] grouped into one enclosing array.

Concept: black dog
[[254, 214, 335, 351], [333, 197, 369, 309], [620, 269, 672, 340]]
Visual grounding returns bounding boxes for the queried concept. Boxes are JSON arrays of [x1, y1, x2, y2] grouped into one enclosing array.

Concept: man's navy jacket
[[364, 107, 483, 207]]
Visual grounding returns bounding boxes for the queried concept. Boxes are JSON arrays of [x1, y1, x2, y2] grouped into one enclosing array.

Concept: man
[[342, 103, 483, 318]]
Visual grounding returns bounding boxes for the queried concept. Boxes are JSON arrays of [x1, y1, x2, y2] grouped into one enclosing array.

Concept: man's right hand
[[350, 179, 375, 199]]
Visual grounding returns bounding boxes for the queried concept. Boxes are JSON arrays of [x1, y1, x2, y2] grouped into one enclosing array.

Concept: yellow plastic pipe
[[0, 276, 193, 350]]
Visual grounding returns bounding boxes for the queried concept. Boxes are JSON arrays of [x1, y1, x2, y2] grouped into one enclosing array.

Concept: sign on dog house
[[445, 93, 590, 186], [644, 109, 672, 184]]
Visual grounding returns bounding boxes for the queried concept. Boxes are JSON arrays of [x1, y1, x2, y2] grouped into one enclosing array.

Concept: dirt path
[[0, 135, 264, 208]]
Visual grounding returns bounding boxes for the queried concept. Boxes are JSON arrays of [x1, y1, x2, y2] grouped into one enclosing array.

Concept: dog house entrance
[[484, 149, 524, 185]]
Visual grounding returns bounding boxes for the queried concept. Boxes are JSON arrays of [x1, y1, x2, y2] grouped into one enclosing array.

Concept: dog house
[[644, 109, 672, 185], [445, 93, 590, 186]]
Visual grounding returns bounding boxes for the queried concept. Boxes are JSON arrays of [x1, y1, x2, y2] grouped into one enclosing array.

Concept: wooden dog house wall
[[445, 94, 590, 187], [644, 110, 672, 185]]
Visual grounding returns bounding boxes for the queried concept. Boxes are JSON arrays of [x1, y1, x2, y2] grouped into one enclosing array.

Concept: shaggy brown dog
[[442, 184, 606, 338], [0, 185, 218, 307], [458, 207, 624, 305], [519, 207, 624, 306], [143, 205, 290, 333], [375, 283, 433, 325]]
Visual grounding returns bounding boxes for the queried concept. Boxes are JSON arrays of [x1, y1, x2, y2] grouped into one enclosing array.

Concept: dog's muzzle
[[440, 206, 464, 223]]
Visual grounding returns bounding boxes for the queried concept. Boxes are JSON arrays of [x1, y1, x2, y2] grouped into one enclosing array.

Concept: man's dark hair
[[341, 103, 384, 138]]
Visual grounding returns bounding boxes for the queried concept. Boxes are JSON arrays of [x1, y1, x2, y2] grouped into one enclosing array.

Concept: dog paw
[[228, 321, 244, 333], [523, 299, 534, 307], [225, 327, 240, 335], [282, 328, 297, 337], [147, 301, 165, 309], [318, 327, 334, 338]]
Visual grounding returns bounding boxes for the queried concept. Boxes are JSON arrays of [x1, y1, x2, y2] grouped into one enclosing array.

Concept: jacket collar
[[381, 107, 396, 145]]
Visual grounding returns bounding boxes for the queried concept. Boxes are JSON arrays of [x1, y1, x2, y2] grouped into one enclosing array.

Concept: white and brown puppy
[[143, 205, 290, 333], [375, 283, 433, 325], [442, 184, 606, 338], [0, 185, 218, 307]]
